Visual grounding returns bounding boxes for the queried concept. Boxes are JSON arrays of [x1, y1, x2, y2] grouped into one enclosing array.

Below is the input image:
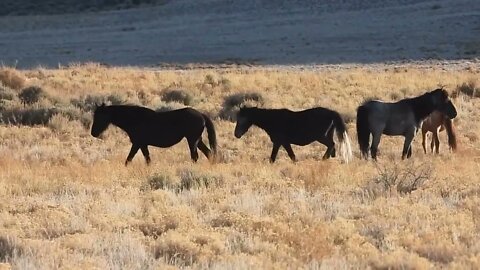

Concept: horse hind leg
[[433, 130, 440, 154], [187, 137, 200, 162], [141, 146, 151, 165], [197, 139, 211, 160], [421, 130, 428, 154], [318, 138, 335, 159]]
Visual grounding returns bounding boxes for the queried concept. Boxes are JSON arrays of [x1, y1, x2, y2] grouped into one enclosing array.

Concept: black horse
[[234, 106, 353, 163], [91, 104, 217, 164], [356, 88, 457, 160]]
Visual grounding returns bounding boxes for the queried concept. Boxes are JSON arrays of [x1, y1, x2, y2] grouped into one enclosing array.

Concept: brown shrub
[[455, 80, 480, 98], [0, 68, 26, 90], [218, 92, 264, 121], [18, 86, 45, 105], [161, 90, 193, 106]]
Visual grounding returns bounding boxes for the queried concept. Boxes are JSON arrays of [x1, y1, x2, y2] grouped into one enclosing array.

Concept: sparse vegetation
[[0, 68, 26, 90], [455, 80, 479, 98], [0, 64, 479, 269], [18, 86, 45, 106], [161, 89, 194, 106], [218, 92, 264, 121]]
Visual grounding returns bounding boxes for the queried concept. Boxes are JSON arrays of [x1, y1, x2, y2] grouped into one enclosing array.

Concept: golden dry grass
[[0, 62, 479, 269]]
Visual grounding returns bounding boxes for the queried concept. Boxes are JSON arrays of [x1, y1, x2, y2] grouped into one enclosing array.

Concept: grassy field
[[0, 62, 479, 269]]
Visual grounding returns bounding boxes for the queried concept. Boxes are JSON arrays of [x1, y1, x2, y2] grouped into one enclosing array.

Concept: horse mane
[[359, 97, 382, 106], [104, 105, 157, 130], [407, 89, 447, 122]]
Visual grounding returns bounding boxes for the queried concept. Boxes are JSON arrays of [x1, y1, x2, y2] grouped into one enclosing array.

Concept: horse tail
[[444, 118, 457, 152], [356, 105, 370, 159], [332, 112, 353, 163], [202, 113, 217, 159]]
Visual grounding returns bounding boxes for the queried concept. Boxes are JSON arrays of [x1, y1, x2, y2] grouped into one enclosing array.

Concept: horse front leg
[[125, 144, 140, 166], [270, 143, 281, 163]]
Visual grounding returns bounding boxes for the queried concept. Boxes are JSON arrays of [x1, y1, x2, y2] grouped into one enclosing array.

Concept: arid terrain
[[0, 0, 479, 269], [0, 61, 479, 269]]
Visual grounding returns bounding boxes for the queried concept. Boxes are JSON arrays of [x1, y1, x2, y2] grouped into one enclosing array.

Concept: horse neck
[[248, 108, 276, 131], [108, 107, 152, 133], [410, 93, 436, 122]]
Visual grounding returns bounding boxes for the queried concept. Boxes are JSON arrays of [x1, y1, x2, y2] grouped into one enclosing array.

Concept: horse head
[[431, 88, 457, 119], [234, 106, 253, 138], [91, 103, 110, 137]]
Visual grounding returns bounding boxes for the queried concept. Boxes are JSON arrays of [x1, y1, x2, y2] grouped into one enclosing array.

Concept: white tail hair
[[339, 131, 353, 164]]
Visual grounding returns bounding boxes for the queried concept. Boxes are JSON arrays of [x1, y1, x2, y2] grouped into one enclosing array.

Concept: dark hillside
[[0, 0, 169, 15]]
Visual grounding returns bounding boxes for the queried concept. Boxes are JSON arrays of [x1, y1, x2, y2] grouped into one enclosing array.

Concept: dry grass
[[0, 62, 479, 269]]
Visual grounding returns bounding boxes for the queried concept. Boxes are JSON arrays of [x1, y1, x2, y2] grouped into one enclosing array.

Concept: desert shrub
[[0, 107, 57, 126], [0, 86, 17, 102], [218, 92, 264, 121], [141, 173, 176, 191], [178, 169, 224, 191], [154, 233, 199, 266], [57, 106, 92, 129], [455, 81, 479, 98], [0, 68, 26, 90], [48, 114, 71, 132], [71, 95, 104, 112], [218, 77, 232, 91], [106, 93, 125, 105], [204, 74, 217, 87], [71, 93, 125, 112], [48, 111, 88, 133], [161, 90, 193, 106], [18, 86, 45, 106], [362, 162, 433, 199]]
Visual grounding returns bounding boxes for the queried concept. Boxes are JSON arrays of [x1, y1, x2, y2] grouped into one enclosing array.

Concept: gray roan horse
[[356, 88, 457, 160], [91, 104, 217, 165], [234, 106, 353, 163]]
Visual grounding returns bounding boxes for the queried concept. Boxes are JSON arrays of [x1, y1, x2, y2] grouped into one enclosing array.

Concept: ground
[[0, 62, 479, 269]]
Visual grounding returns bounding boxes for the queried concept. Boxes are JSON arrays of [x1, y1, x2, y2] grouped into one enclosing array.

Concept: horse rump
[[356, 105, 370, 159]]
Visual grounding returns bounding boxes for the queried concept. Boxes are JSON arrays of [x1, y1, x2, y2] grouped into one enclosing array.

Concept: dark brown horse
[[421, 111, 457, 154], [234, 106, 353, 163], [357, 88, 457, 160], [91, 104, 217, 164]]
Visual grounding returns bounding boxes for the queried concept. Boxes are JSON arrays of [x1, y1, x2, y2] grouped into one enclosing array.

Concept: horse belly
[[289, 133, 318, 146], [143, 132, 184, 148]]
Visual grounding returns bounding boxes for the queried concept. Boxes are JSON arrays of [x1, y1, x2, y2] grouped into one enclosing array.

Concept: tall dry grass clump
[[0, 67, 26, 90]]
